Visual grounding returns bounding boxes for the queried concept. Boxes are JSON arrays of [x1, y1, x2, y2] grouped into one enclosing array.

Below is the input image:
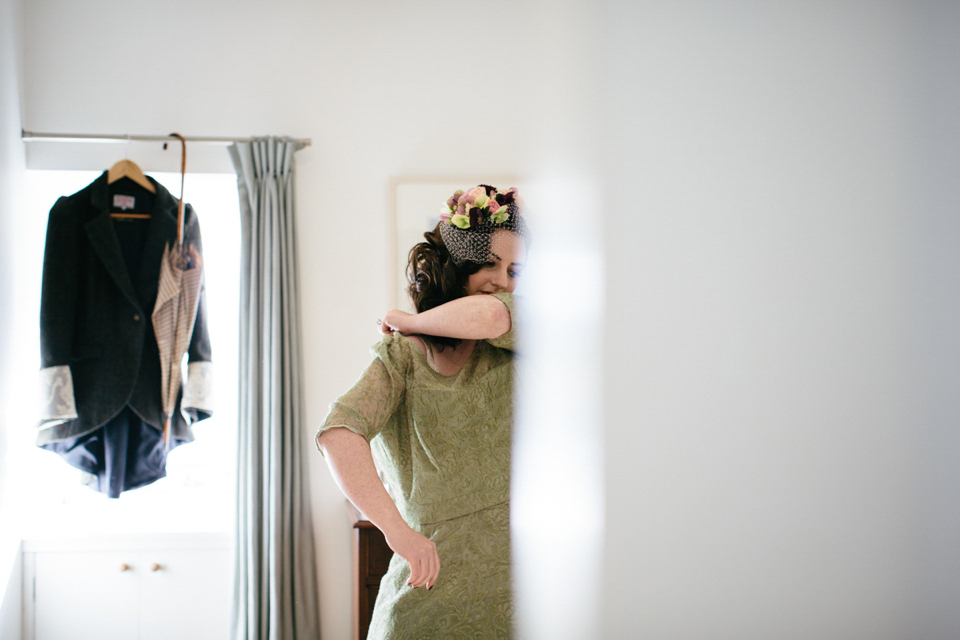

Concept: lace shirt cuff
[[181, 361, 214, 417], [38, 365, 78, 428]]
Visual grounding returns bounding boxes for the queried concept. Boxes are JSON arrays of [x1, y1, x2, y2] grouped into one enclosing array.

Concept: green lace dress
[[318, 293, 516, 639]]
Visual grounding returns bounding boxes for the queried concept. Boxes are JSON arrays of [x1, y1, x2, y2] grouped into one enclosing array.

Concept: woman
[[316, 185, 527, 638]]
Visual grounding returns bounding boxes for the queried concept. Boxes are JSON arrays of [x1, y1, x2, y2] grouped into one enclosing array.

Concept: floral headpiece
[[440, 185, 520, 229], [437, 184, 528, 266]]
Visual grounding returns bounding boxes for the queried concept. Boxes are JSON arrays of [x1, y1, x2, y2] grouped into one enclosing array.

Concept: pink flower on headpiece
[[487, 200, 501, 213], [466, 186, 486, 202], [447, 189, 462, 204], [439, 212, 453, 222]]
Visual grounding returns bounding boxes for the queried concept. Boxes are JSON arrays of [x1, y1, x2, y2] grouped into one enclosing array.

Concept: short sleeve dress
[[317, 292, 517, 639]]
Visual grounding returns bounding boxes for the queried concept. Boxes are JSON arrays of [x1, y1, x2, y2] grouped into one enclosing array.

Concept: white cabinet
[[31, 548, 139, 640], [22, 534, 230, 640]]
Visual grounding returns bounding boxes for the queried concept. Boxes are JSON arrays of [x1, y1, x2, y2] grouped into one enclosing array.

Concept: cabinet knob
[[120, 563, 130, 571], [151, 563, 162, 572]]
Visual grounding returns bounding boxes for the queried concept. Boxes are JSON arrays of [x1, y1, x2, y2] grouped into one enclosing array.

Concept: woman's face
[[466, 230, 527, 296]]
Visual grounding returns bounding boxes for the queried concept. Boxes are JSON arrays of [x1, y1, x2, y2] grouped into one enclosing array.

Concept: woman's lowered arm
[[317, 427, 440, 589]]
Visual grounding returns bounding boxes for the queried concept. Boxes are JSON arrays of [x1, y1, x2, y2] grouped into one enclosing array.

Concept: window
[[5, 170, 239, 536]]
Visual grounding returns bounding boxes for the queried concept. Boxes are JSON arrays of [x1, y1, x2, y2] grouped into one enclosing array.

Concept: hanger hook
[[124, 134, 132, 159]]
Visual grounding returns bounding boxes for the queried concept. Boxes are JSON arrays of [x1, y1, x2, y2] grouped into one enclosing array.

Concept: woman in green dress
[[317, 185, 527, 638]]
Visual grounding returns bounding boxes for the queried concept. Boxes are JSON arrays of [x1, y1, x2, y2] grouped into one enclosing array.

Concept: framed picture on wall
[[388, 177, 523, 311]]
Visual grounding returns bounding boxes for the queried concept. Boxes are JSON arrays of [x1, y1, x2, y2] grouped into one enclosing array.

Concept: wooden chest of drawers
[[347, 503, 392, 640]]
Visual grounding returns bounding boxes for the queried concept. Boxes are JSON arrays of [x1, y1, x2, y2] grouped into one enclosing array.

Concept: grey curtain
[[229, 138, 320, 640]]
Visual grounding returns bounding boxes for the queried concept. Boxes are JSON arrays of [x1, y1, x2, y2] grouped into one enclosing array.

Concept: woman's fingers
[[386, 526, 439, 589], [408, 557, 428, 588], [383, 309, 414, 336], [377, 319, 393, 335], [425, 550, 440, 589], [412, 557, 428, 587], [425, 545, 440, 589], [406, 547, 440, 589]]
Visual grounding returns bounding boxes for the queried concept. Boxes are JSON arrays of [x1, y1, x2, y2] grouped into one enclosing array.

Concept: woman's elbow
[[485, 298, 511, 338], [317, 426, 366, 455]]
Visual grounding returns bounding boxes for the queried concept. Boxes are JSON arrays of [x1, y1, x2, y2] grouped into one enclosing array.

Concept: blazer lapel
[[85, 174, 141, 311]]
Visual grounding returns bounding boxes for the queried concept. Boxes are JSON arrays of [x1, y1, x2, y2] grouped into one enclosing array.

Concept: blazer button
[[133, 314, 141, 322]]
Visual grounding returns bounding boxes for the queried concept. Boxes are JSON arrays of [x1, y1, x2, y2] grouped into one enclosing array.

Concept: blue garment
[[40, 405, 186, 498]]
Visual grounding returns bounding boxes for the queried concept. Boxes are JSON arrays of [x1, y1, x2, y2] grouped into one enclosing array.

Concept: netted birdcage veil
[[438, 185, 529, 265]]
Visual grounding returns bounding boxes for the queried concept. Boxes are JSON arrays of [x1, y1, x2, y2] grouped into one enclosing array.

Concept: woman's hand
[[383, 524, 440, 589], [381, 309, 416, 335]]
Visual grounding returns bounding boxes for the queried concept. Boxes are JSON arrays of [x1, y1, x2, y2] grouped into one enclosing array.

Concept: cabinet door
[[33, 550, 139, 640], [137, 547, 230, 640]]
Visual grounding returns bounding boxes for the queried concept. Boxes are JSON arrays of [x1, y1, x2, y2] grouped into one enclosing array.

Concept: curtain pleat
[[229, 138, 320, 640]]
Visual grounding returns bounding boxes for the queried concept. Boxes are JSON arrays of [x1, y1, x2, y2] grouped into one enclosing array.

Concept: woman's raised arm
[[380, 294, 510, 339]]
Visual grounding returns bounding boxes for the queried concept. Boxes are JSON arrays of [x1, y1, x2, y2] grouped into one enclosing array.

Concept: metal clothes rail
[[21, 129, 311, 148]]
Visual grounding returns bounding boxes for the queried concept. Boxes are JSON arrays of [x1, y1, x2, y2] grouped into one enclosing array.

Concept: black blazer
[[37, 171, 212, 445]]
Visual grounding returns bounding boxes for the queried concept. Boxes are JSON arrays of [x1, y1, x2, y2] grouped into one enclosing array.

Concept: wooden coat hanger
[[108, 159, 156, 193], [108, 156, 155, 220]]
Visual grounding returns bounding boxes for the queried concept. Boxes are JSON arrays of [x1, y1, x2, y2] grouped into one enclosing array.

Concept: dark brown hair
[[406, 223, 484, 349]]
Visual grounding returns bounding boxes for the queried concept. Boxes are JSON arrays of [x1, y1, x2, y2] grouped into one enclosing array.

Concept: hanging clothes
[[37, 171, 213, 497], [41, 407, 181, 498]]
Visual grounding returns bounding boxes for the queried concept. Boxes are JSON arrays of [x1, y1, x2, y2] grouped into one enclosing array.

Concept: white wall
[[598, 1, 960, 638], [0, 0, 22, 503], [17, 1, 557, 638], [0, 0, 25, 636], [13, 1, 960, 639]]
